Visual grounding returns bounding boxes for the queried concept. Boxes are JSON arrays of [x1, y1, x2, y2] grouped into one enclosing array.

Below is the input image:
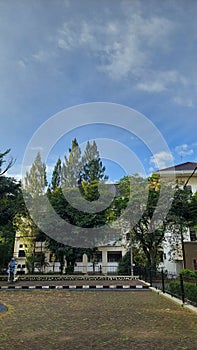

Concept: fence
[[140, 268, 197, 307], [72, 264, 129, 275]]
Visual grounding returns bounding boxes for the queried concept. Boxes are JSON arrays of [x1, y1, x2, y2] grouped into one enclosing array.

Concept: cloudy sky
[[1, 0, 197, 182]]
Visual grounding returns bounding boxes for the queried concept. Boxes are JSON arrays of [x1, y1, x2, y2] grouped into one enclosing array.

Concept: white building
[[158, 162, 197, 275], [13, 233, 127, 275]]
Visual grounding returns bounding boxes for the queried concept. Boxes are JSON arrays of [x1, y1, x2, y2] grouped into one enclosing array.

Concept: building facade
[[13, 233, 127, 275], [158, 162, 197, 275]]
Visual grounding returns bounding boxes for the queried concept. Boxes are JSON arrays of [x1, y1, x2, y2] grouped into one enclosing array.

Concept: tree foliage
[[62, 138, 82, 188], [114, 174, 172, 269], [24, 152, 47, 197], [0, 149, 15, 176], [0, 150, 22, 270], [80, 140, 108, 184], [51, 157, 62, 191]]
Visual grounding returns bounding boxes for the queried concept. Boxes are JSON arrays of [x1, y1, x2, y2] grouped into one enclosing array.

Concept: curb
[[0, 284, 149, 290]]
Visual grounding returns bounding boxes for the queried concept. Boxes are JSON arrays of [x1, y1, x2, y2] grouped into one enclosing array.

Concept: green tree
[[114, 174, 172, 270], [80, 140, 108, 184], [0, 181, 22, 271], [24, 152, 47, 197], [188, 190, 197, 229], [0, 149, 21, 270], [167, 185, 193, 268], [51, 157, 62, 191], [0, 149, 15, 176], [13, 214, 38, 273], [18, 152, 48, 273], [62, 138, 82, 188], [79, 141, 108, 201]]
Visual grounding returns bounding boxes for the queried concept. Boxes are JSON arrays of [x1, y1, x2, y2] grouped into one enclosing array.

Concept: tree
[[51, 157, 62, 191], [80, 140, 108, 184], [13, 214, 38, 273], [24, 152, 47, 197], [114, 174, 172, 270], [17, 152, 48, 273], [188, 190, 197, 229], [79, 140, 108, 202], [0, 174, 22, 270], [46, 235, 93, 274], [62, 138, 82, 188], [0, 149, 15, 176], [167, 185, 193, 268]]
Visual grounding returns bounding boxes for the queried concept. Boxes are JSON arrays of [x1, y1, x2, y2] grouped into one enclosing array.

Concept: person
[[8, 257, 17, 283]]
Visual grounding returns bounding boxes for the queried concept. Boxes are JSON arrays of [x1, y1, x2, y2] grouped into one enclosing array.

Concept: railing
[[72, 264, 130, 275], [140, 268, 197, 307]]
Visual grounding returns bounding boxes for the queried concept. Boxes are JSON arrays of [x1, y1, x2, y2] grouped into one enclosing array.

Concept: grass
[[0, 290, 197, 350]]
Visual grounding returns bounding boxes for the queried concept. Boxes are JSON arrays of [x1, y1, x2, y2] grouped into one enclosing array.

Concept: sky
[[1, 0, 197, 183]]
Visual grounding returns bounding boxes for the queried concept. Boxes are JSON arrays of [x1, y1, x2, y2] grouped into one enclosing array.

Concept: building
[[158, 162, 197, 275], [13, 162, 197, 275], [13, 233, 127, 275], [13, 182, 127, 275]]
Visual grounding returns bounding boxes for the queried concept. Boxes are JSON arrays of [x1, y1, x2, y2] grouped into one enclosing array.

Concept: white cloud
[[32, 50, 51, 63], [55, 11, 175, 84], [137, 70, 185, 93], [7, 172, 22, 181], [18, 59, 26, 69], [57, 20, 95, 51], [29, 146, 44, 152], [173, 96, 193, 107], [175, 144, 194, 156], [150, 151, 174, 170]]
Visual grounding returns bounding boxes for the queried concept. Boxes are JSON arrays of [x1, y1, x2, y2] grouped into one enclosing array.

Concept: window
[[190, 229, 197, 241], [107, 251, 122, 262], [95, 252, 102, 263], [193, 259, 197, 273], [18, 250, 25, 257], [19, 244, 23, 248]]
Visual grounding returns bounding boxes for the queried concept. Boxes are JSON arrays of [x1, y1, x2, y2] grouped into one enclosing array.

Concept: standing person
[[8, 257, 17, 283]]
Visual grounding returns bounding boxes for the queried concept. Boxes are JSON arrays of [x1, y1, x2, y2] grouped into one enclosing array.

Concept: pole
[[161, 269, 165, 293], [179, 273, 185, 304], [130, 240, 134, 276]]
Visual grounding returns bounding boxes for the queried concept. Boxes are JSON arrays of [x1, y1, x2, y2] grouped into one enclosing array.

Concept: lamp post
[[130, 239, 134, 276], [126, 234, 134, 276]]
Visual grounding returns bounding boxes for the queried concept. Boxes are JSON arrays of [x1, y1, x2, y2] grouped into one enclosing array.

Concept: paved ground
[[0, 289, 197, 350]]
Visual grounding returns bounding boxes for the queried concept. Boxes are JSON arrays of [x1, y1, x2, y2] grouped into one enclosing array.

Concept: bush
[[166, 280, 181, 298], [166, 279, 197, 304], [179, 269, 196, 278], [184, 283, 197, 303], [118, 251, 130, 274]]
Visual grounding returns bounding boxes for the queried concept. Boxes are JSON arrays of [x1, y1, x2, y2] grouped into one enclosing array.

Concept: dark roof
[[159, 162, 197, 172]]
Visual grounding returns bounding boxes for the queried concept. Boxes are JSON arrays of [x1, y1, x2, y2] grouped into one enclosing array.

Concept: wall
[[184, 242, 197, 272]]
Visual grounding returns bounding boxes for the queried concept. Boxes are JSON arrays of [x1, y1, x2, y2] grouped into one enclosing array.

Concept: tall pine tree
[[51, 157, 62, 191], [80, 140, 108, 184], [62, 138, 82, 188], [79, 141, 108, 201], [24, 152, 47, 197]]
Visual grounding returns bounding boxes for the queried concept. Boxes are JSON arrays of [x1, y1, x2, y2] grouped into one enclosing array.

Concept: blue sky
[[1, 0, 197, 183]]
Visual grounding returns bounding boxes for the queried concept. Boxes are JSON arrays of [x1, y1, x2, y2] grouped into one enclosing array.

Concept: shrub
[[118, 251, 130, 274], [166, 279, 197, 304], [166, 280, 181, 298], [179, 269, 196, 278], [184, 283, 197, 303]]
